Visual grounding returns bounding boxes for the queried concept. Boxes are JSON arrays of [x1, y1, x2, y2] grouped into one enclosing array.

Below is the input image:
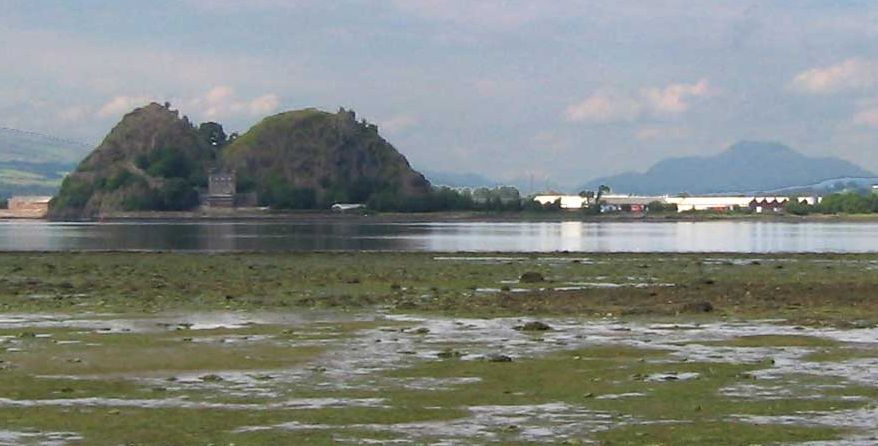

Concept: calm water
[[2, 220, 878, 252]]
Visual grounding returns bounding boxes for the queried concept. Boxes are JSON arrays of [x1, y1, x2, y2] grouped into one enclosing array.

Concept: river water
[[2, 220, 878, 252]]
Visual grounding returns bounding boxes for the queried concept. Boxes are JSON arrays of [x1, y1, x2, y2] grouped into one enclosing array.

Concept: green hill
[[221, 108, 430, 209], [49, 103, 216, 218], [49, 105, 432, 218]]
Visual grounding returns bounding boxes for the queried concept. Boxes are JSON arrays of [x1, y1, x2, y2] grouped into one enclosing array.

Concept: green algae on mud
[[3, 252, 878, 326], [1, 252, 878, 444]]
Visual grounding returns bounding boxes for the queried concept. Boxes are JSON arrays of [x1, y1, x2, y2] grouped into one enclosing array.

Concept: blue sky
[[2, 0, 878, 187]]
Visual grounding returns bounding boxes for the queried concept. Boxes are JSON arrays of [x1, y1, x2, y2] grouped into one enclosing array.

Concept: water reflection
[[1, 220, 878, 252]]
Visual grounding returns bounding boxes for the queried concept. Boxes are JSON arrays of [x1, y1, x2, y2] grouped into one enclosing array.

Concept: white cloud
[[564, 91, 642, 123], [97, 95, 152, 118], [248, 94, 280, 115], [381, 115, 419, 133], [634, 125, 691, 141], [56, 105, 92, 123], [853, 108, 878, 127], [185, 86, 280, 121], [791, 58, 878, 94], [565, 79, 711, 123], [641, 79, 711, 113], [93, 87, 280, 123]]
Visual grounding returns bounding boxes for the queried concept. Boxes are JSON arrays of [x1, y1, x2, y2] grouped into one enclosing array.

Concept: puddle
[[0, 430, 81, 446], [645, 372, 699, 382], [4, 310, 878, 444], [237, 402, 624, 444], [0, 396, 386, 410]]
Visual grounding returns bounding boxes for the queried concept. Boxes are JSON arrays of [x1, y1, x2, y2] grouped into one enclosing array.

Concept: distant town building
[[601, 194, 665, 213], [2, 196, 52, 218], [533, 194, 590, 209], [531, 193, 821, 214]]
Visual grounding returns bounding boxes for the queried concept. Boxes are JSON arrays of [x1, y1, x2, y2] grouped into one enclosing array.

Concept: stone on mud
[[681, 301, 714, 313], [515, 321, 553, 331], [519, 271, 545, 283]]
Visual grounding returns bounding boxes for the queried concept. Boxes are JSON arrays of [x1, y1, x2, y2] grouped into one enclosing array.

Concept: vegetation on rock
[[49, 103, 216, 218], [221, 108, 431, 210]]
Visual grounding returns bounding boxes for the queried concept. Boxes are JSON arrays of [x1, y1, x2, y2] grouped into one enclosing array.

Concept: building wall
[[533, 195, 589, 209], [5, 196, 52, 218], [208, 173, 236, 196]]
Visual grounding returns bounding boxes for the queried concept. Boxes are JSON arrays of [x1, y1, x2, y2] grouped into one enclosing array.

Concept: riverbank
[[39, 208, 878, 223]]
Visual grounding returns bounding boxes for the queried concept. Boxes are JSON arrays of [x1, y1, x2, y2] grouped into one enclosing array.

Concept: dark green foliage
[[818, 193, 876, 214], [258, 174, 317, 209], [51, 176, 94, 210], [120, 187, 160, 211], [785, 199, 815, 216], [105, 169, 136, 190], [0, 198, 7, 209], [785, 192, 878, 215], [523, 198, 562, 212], [647, 201, 677, 213], [158, 179, 200, 211], [145, 147, 193, 179], [198, 122, 228, 149]]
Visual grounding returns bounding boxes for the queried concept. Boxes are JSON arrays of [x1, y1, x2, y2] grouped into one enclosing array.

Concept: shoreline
[[32, 209, 878, 223]]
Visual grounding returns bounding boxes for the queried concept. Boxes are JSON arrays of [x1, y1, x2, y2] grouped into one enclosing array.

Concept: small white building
[[532, 194, 590, 209]]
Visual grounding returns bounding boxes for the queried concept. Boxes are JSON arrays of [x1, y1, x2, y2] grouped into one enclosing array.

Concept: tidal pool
[[0, 311, 876, 444]]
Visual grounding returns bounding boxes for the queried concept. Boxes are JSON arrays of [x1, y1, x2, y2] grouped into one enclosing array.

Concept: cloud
[[185, 86, 280, 121], [791, 58, 878, 94], [564, 91, 643, 123], [853, 108, 878, 127], [380, 115, 419, 133], [634, 125, 691, 141], [56, 105, 92, 123], [94, 87, 280, 122], [565, 79, 711, 123], [98, 95, 152, 118], [641, 79, 711, 113], [248, 94, 280, 115]]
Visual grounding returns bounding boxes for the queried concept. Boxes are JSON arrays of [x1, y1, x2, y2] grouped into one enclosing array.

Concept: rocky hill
[[582, 141, 874, 195], [49, 103, 216, 218], [221, 108, 430, 208], [49, 105, 431, 218]]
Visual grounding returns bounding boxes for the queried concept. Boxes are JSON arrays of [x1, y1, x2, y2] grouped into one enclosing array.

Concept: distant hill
[[766, 177, 878, 195], [422, 170, 499, 188], [0, 128, 89, 197], [582, 141, 874, 195], [0, 127, 90, 164]]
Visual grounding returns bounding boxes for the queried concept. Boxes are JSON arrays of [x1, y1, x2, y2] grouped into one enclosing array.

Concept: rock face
[[220, 108, 431, 208], [50, 104, 431, 218], [50, 103, 214, 218]]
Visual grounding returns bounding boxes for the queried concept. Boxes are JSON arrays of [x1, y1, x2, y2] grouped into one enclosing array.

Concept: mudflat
[[1, 252, 877, 445]]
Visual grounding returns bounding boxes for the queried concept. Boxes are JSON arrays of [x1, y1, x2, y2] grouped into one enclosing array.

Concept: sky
[[2, 0, 878, 188]]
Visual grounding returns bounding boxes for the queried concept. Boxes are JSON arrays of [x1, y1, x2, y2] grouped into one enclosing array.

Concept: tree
[[198, 122, 228, 149], [596, 184, 610, 203]]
